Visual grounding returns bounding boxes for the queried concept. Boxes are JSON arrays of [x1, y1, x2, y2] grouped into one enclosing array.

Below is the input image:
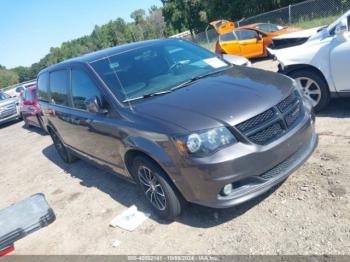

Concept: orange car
[[215, 23, 301, 58], [209, 20, 235, 35]]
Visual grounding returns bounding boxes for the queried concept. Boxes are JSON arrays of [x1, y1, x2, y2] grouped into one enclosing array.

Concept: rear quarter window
[[49, 70, 69, 106], [37, 73, 50, 102]]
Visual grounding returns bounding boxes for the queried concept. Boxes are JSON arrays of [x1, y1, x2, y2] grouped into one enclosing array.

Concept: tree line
[[0, 0, 305, 89]]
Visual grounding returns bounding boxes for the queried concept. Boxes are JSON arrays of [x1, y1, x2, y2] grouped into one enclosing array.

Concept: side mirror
[[221, 54, 251, 67], [84, 96, 107, 114], [23, 100, 32, 106], [335, 19, 348, 41]]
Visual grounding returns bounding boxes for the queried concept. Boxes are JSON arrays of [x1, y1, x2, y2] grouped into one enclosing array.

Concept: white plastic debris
[[112, 240, 121, 248], [110, 205, 150, 231]]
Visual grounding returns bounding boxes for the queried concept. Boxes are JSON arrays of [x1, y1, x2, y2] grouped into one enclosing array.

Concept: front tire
[[288, 69, 330, 112], [132, 156, 182, 221]]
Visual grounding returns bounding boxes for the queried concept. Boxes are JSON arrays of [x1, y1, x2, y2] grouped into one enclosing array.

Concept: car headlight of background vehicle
[[174, 127, 237, 157]]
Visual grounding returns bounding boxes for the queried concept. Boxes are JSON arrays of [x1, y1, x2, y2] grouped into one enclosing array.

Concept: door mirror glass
[[335, 19, 348, 37], [84, 96, 107, 114]]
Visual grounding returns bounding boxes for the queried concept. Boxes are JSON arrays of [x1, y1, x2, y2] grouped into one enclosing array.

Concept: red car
[[19, 86, 45, 131]]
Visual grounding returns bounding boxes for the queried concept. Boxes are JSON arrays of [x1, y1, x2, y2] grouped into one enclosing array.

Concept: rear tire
[[288, 69, 330, 112], [132, 156, 182, 221], [23, 117, 31, 128], [37, 116, 46, 134], [49, 129, 76, 163]]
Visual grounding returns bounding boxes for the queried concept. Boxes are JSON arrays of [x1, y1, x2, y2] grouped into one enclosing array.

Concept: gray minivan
[[37, 39, 317, 220]]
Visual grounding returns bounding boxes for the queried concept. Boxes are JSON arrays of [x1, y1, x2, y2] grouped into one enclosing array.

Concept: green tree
[[0, 69, 19, 88]]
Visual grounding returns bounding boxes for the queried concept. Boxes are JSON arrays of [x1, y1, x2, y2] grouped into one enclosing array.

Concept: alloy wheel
[[137, 166, 167, 211], [295, 77, 322, 107]]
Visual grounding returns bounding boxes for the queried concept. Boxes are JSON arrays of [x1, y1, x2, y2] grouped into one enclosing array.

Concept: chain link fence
[[239, 0, 350, 26], [187, 0, 350, 50]]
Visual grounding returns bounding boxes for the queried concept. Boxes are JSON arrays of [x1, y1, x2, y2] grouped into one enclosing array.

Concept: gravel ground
[[0, 59, 349, 255]]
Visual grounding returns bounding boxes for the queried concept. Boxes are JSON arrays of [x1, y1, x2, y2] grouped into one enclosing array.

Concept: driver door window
[[235, 29, 263, 58], [71, 69, 108, 111]]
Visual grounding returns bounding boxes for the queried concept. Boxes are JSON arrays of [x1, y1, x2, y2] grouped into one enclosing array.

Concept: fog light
[[222, 184, 233, 196]]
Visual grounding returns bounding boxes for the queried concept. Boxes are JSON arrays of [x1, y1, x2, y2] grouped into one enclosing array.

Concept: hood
[[272, 26, 323, 40], [134, 66, 294, 133], [269, 30, 332, 67]]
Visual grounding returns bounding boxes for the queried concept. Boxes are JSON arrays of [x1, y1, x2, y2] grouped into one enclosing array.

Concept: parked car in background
[[216, 23, 300, 58], [0, 91, 20, 125], [19, 85, 45, 131], [216, 29, 265, 58], [4, 81, 36, 97], [240, 23, 301, 55], [209, 19, 236, 35], [38, 39, 317, 220], [271, 10, 350, 112]]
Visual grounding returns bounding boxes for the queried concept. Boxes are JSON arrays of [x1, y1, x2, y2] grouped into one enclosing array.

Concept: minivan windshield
[[90, 39, 230, 103]]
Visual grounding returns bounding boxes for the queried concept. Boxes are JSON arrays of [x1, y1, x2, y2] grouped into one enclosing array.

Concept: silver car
[[0, 91, 20, 125]]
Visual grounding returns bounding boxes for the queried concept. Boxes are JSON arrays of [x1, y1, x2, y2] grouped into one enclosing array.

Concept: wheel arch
[[282, 64, 329, 90], [123, 148, 186, 200]]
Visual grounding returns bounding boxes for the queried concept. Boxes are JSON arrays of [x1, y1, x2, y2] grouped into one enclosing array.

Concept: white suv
[[271, 10, 350, 111]]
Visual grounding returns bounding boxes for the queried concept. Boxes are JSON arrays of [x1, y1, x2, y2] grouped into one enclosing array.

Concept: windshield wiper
[[170, 68, 229, 92], [122, 67, 230, 103], [123, 90, 172, 103]]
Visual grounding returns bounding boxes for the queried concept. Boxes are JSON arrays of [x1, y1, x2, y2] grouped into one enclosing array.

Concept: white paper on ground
[[203, 57, 227, 68], [112, 240, 121, 248], [110, 205, 150, 231]]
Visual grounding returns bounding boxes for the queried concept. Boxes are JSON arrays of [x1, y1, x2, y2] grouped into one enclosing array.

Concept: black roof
[[39, 38, 178, 75]]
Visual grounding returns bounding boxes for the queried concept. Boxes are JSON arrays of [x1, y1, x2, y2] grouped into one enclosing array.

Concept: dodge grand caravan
[[37, 39, 317, 220]]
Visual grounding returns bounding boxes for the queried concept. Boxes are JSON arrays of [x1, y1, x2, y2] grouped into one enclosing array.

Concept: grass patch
[[291, 14, 339, 29]]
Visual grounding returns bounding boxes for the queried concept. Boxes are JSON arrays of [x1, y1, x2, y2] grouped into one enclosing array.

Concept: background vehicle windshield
[[91, 40, 229, 102], [0, 92, 10, 100]]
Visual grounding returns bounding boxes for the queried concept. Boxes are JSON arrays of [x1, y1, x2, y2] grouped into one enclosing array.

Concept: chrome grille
[[249, 123, 284, 145], [236, 108, 275, 132], [0, 103, 17, 119], [235, 91, 304, 145], [277, 92, 298, 113]]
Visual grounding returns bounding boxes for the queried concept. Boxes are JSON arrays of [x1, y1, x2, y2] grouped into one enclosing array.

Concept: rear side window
[[71, 69, 106, 110], [219, 32, 237, 42], [24, 90, 33, 103], [235, 30, 258, 40], [37, 73, 50, 102], [49, 70, 69, 106]]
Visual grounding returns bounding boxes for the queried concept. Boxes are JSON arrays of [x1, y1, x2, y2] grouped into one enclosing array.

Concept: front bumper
[[0, 112, 20, 125], [173, 113, 317, 208]]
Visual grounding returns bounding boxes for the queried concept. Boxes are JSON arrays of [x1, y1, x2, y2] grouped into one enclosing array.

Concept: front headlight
[[174, 127, 237, 157]]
